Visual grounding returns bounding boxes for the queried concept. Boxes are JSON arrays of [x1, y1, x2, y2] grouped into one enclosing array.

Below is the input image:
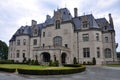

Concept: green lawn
[[0, 64, 75, 70], [105, 64, 120, 67]]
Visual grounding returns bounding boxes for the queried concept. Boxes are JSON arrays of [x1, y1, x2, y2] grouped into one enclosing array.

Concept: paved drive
[[0, 66, 120, 80]]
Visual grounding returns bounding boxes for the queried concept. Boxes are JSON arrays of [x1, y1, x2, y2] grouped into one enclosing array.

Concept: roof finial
[[91, 11, 92, 14], [65, 3, 66, 8], [83, 12, 85, 15], [57, 5, 59, 10], [26, 22, 28, 26]]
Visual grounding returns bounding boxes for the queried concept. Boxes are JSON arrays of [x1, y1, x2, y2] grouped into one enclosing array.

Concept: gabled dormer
[[54, 9, 62, 29], [81, 15, 90, 29], [31, 20, 39, 36]]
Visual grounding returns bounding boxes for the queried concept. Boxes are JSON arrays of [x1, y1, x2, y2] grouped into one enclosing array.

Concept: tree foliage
[[0, 40, 8, 60]]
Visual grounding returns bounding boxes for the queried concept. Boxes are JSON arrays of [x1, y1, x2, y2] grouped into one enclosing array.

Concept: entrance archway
[[61, 53, 67, 64], [41, 52, 50, 62]]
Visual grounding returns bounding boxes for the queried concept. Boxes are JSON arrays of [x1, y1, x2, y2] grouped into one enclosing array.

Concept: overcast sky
[[0, 0, 120, 52]]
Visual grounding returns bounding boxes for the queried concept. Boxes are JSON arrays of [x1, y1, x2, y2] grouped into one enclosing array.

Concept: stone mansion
[[8, 8, 117, 64]]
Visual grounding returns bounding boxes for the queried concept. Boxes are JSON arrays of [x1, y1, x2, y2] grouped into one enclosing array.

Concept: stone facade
[[8, 8, 117, 64]]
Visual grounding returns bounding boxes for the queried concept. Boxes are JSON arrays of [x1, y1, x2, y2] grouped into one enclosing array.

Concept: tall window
[[96, 33, 99, 41], [16, 50, 20, 58], [105, 48, 111, 58], [17, 40, 20, 46], [83, 48, 90, 58], [65, 44, 68, 48], [33, 39, 37, 45], [105, 37, 108, 43], [43, 32, 45, 37], [82, 21, 88, 28], [43, 44, 45, 47], [104, 26, 107, 30], [56, 20, 60, 29], [23, 39, 26, 45], [22, 50, 25, 58], [34, 29, 37, 34], [53, 36, 62, 46], [83, 34, 89, 41], [97, 47, 100, 58]]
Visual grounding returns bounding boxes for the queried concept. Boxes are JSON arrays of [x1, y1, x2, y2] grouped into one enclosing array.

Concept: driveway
[[0, 66, 120, 80]]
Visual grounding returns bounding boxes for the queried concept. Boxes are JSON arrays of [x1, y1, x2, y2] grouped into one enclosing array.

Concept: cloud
[[0, 0, 120, 51]]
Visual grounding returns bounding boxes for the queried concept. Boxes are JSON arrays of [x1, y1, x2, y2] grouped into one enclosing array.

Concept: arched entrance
[[41, 52, 50, 62], [61, 53, 67, 64]]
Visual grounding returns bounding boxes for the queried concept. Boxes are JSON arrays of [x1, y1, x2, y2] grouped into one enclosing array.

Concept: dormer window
[[56, 20, 60, 29], [64, 12, 66, 15], [34, 29, 37, 34], [82, 21, 88, 28], [104, 26, 107, 30]]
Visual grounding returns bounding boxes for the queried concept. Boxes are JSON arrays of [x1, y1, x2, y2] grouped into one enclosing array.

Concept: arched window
[[104, 48, 111, 58], [53, 36, 62, 46], [56, 20, 60, 29]]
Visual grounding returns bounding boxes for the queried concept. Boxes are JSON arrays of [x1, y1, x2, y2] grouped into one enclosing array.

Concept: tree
[[0, 40, 8, 60], [92, 57, 96, 65], [73, 57, 78, 64], [117, 52, 120, 58]]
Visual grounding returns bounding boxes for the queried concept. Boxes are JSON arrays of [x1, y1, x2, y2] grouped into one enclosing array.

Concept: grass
[[105, 64, 120, 67], [0, 64, 75, 70]]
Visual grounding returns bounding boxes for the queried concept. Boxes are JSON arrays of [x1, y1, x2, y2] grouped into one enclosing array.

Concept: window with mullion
[[56, 20, 60, 29], [83, 34, 89, 41], [83, 48, 90, 58], [53, 36, 62, 46]]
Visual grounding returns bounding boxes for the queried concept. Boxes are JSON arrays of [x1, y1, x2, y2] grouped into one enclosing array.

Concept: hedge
[[17, 66, 86, 75], [63, 64, 81, 67], [0, 67, 16, 73], [0, 60, 14, 64]]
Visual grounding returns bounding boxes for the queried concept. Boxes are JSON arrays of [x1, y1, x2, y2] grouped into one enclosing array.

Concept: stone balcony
[[33, 46, 70, 51]]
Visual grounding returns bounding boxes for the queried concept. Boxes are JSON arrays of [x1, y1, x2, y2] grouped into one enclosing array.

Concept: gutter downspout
[[77, 31, 79, 63]]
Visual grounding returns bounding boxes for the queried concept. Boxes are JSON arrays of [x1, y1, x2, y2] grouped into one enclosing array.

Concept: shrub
[[73, 57, 78, 64], [31, 60, 35, 65], [92, 57, 96, 65], [0, 60, 14, 64], [0, 67, 16, 73], [64, 64, 81, 67], [49, 60, 59, 67], [26, 58, 31, 65], [22, 57, 26, 64], [54, 60, 59, 66], [87, 61, 93, 65], [34, 59, 39, 65], [83, 61, 86, 65]]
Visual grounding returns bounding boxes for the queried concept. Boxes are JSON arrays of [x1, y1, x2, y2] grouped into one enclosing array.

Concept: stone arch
[[61, 53, 67, 64], [41, 52, 51, 62]]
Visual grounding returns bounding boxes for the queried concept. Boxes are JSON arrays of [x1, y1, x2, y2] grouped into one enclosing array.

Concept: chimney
[[74, 8, 78, 17], [46, 15, 51, 20], [31, 20, 37, 26], [109, 13, 114, 28]]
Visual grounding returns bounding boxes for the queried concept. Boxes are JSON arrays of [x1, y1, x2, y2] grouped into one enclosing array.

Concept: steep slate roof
[[95, 18, 113, 31], [9, 8, 113, 42], [73, 14, 99, 30]]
